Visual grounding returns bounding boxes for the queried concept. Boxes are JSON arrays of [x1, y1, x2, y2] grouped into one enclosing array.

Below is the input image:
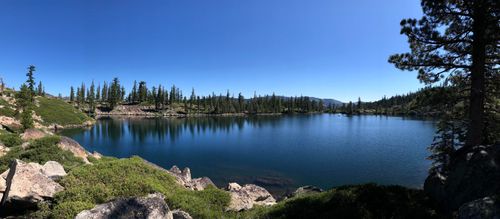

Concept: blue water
[[61, 114, 436, 195]]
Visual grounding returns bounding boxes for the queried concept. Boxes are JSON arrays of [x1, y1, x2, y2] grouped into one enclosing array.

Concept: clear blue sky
[[0, 0, 423, 102]]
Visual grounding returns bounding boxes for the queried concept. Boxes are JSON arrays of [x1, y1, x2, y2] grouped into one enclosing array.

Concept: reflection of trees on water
[[91, 116, 286, 144]]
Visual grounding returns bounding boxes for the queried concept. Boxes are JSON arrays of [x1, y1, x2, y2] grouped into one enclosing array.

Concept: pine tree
[[96, 84, 101, 101], [389, 0, 499, 148], [88, 81, 96, 113], [26, 65, 36, 100], [138, 81, 147, 103], [101, 82, 108, 102], [132, 80, 138, 103], [17, 84, 34, 130], [108, 78, 121, 109], [37, 81, 43, 96], [70, 86, 75, 102]]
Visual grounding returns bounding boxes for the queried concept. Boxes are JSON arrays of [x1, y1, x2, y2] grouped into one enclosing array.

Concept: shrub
[[0, 136, 85, 172], [255, 184, 446, 219], [0, 132, 22, 147]]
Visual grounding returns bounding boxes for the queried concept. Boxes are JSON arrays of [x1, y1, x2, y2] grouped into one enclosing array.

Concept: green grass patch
[[0, 136, 85, 172], [50, 156, 232, 219], [34, 97, 91, 126], [249, 183, 446, 219]]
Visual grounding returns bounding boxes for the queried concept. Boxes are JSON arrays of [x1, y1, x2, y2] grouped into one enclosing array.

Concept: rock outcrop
[[57, 136, 90, 163], [424, 144, 500, 210], [458, 196, 499, 219], [0, 160, 65, 206], [168, 166, 216, 191], [75, 193, 173, 219], [20, 128, 50, 141], [226, 182, 276, 211]]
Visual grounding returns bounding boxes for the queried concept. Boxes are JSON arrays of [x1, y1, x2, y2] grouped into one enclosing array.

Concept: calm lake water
[[61, 114, 435, 196]]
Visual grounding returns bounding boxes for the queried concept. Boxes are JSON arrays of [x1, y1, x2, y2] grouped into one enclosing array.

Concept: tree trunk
[[465, 1, 487, 148]]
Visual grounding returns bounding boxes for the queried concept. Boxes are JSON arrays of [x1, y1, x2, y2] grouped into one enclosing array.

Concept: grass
[[49, 156, 232, 219], [0, 135, 85, 172], [34, 97, 91, 126], [247, 184, 447, 219]]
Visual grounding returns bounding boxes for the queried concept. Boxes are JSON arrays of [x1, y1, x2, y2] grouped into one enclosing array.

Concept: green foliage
[[0, 136, 85, 172], [34, 97, 91, 126], [252, 184, 446, 219], [21, 107, 34, 130], [0, 132, 22, 147], [0, 98, 16, 117], [51, 157, 231, 219], [26, 65, 36, 98]]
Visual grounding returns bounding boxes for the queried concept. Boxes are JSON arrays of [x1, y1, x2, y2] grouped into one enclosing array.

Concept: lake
[[60, 114, 436, 196]]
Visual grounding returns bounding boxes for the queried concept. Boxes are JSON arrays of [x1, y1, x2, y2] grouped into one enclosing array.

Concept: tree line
[[69, 79, 327, 114]]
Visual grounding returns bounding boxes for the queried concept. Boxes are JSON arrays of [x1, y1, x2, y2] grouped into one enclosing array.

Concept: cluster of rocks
[[425, 144, 500, 218], [167, 166, 216, 191], [0, 159, 66, 212]]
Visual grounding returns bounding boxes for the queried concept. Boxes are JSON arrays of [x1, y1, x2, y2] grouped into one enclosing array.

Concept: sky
[[0, 0, 423, 102]]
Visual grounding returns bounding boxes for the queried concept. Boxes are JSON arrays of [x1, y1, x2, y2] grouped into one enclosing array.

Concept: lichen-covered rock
[[57, 136, 90, 164], [0, 160, 64, 205], [172, 209, 192, 219], [226, 182, 276, 211], [75, 193, 173, 219], [458, 196, 499, 219], [20, 128, 49, 141]]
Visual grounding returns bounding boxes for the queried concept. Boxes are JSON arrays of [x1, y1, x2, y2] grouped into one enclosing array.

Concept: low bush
[[252, 183, 446, 219], [0, 136, 85, 172], [0, 132, 22, 147]]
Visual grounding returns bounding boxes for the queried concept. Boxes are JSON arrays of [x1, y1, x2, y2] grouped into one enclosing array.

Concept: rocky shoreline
[[0, 128, 298, 217]]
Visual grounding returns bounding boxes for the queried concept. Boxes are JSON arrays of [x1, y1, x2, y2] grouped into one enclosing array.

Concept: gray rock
[[172, 210, 192, 219], [75, 193, 173, 219], [185, 177, 215, 191], [42, 161, 67, 180], [226, 182, 276, 211], [0, 160, 64, 206], [167, 166, 215, 191], [57, 136, 90, 164], [458, 197, 500, 219]]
